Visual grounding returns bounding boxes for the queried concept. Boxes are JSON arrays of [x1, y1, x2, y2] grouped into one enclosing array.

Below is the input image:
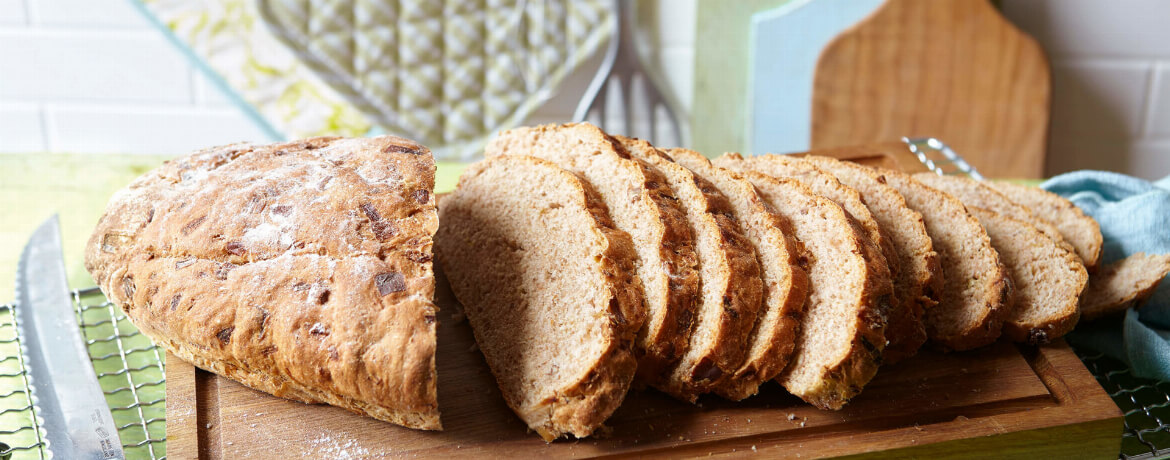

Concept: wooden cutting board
[[811, 0, 1051, 179], [165, 150, 1122, 458]]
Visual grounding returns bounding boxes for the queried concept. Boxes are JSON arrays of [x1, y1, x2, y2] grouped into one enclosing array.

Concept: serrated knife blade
[[14, 215, 124, 460]]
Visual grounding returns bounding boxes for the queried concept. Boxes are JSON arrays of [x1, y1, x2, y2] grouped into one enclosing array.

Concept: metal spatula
[[573, 0, 687, 148]]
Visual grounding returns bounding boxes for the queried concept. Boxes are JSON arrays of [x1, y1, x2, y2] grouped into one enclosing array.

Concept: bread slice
[[623, 147, 765, 400], [987, 181, 1104, 272], [880, 170, 1013, 351], [1081, 253, 1170, 322], [725, 166, 890, 410], [485, 123, 700, 379], [911, 173, 1077, 258], [617, 138, 788, 399], [967, 208, 1088, 344], [85, 136, 443, 429], [716, 154, 897, 282], [435, 155, 645, 441], [656, 147, 807, 401], [800, 155, 942, 364]]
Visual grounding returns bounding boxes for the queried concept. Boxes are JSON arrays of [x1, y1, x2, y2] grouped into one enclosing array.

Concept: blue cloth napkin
[[1042, 171, 1170, 380]]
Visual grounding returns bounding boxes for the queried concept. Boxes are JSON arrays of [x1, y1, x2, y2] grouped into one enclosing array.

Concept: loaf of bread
[[485, 124, 701, 381], [723, 161, 890, 410], [987, 181, 1103, 272], [801, 155, 941, 364], [85, 136, 443, 429], [666, 148, 807, 402], [880, 170, 1013, 351], [436, 155, 645, 441]]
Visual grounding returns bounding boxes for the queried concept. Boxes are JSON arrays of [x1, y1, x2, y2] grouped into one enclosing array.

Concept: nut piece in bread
[[85, 136, 443, 430], [436, 155, 645, 441]]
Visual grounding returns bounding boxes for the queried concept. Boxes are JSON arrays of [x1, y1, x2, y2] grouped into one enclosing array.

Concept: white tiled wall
[[0, 0, 272, 154], [0, 0, 1166, 180], [1003, 0, 1170, 179]]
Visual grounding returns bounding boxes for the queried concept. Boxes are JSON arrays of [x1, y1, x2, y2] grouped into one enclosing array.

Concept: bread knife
[[14, 216, 125, 460]]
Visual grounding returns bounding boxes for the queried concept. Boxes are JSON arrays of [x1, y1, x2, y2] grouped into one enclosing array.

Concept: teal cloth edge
[[127, 0, 286, 143]]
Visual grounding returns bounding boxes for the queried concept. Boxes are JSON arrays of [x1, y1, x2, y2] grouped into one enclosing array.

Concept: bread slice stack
[[709, 154, 889, 409], [483, 124, 701, 383], [911, 173, 1088, 344], [618, 138, 782, 402], [800, 156, 941, 363], [439, 122, 1162, 440]]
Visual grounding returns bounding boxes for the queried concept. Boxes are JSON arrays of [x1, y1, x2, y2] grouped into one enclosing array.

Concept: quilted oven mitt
[[137, 0, 612, 160]]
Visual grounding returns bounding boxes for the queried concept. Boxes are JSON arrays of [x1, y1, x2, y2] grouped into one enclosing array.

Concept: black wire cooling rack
[[0, 287, 165, 460]]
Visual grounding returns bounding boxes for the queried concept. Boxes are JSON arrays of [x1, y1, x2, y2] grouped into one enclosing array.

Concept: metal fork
[[572, 0, 687, 147]]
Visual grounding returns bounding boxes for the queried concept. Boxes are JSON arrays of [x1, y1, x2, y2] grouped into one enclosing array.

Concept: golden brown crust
[[485, 124, 700, 381], [85, 136, 442, 430]]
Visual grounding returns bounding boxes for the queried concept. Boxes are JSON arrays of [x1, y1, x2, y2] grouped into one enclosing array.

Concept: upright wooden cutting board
[[166, 150, 1121, 458], [811, 0, 1051, 179]]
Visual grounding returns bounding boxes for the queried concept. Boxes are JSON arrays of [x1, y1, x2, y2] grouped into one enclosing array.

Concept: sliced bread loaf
[[435, 155, 645, 441], [638, 148, 765, 400], [485, 123, 700, 378], [911, 173, 1077, 258], [967, 208, 1088, 344], [1081, 253, 1170, 322], [617, 137, 781, 397], [729, 167, 890, 410], [801, 155, 942, 364], [987, 181, 1103, 272], [881, 170, 1013, 351]]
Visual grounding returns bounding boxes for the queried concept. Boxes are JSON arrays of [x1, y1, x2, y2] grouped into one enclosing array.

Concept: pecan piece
[[375, 272, 406, 296]]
